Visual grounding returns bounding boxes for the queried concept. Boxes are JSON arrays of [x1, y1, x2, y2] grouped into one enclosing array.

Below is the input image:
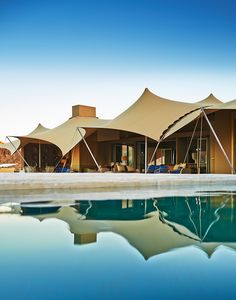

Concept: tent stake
[[77, 127, 102, 172], [201, 108, 235, 174]]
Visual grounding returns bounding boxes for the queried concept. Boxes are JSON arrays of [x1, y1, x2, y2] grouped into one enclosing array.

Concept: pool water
[[1, 192, 236, 299]]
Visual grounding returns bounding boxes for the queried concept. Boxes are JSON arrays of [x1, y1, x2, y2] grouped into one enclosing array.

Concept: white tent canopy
[[1, 89, 235, 157]]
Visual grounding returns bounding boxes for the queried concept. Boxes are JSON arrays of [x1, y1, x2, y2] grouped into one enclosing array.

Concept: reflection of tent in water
[[20, 202, 236, 260], [156, 194, 236, 243]]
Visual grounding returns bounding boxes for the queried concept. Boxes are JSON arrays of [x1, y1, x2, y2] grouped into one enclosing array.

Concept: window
[[113, 144, 135, 166], [156, 148, 174, 165]]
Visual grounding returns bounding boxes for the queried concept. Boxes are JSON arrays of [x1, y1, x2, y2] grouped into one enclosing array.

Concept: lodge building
[[1, 88, 236, 174]]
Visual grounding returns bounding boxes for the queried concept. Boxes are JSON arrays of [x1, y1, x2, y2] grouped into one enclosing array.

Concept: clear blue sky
[[1, 0, 236, 140]]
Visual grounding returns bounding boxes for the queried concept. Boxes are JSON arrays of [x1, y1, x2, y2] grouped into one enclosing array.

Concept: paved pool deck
[[0, 173, 236, 203], [0, 172, 235, 191]]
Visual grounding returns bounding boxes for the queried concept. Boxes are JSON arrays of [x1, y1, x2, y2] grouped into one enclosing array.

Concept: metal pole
[[183, 116, 200, 164], [77, 127, 102, 172], [144, 136, 148, 173], [149, 108, 203, 166], [198, 113, 203, 174], [201, 108, 235, 174], [149, 136, 164, 166], [6, 136, 32, 171], [39, 142, 41, 169]]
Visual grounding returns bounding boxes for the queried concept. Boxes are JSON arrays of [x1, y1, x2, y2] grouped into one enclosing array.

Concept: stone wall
[[0, 149, 23, 171]]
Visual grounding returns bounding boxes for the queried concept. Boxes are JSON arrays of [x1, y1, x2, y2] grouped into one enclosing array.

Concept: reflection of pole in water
[[230, 192, 234, 223], [201, 195, 230, 242], [230, 192, 234, 238], [84, 200, 92, 218], [153, 199, 158, 211], [144, 199, 147, 216], [185, 198, 199, 236], [198, 196, 202, 239]]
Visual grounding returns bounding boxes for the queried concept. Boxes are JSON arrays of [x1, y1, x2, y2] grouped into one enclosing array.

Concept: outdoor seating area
[[18, 162, 190, 174], [98, 163, 138, 173], [147, 163, 187, 174]]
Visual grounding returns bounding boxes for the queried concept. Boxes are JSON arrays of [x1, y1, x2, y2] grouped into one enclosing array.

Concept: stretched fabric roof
[[164, 93, 223, 138], [0, 90, 202, 155], [0, 123, 49, 154], [106, 88, 201, 141], [213, 99, 236, 110], [28, 123, 50, 135], [0, 139, 20, 154], [196, 93, 223, 106], [15, 117, 111, 155], [13, 120, 91, 156], [2, 89, 233, 156]]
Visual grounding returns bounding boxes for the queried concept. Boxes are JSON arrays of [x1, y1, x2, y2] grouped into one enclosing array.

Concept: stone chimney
[[72, 104, 96, 118]]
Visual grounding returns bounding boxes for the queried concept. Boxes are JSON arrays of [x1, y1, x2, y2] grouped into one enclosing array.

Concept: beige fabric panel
[[196, 94, 223, 106], [27, 123, 50, 135], [5, 90, 231, 156], [0, 139, 21, 154], [163, 94, 224, 139], [164, 110, 201, 138], [106, 88, 200, 141], [14, 119, 88, 156], [12, 117, 110, 156], [213, 99, 236, 110], [0, 123, 49, 154]]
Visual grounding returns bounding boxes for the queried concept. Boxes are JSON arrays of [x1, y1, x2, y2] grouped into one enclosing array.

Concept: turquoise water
[[1, 193, 236, 299]]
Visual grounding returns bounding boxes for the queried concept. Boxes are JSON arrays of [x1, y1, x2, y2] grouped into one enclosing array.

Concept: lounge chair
[[0, 163, 16, 173], [154, 165, 169, 173], [147, 165, 169, 173], [147, 165, 158, 173], [170, 163, 186, 174], [116, 164, 126, 172]]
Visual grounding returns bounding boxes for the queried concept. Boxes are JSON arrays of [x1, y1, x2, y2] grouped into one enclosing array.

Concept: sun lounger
[[0, 163, 16, 173], [170, 163, 186, 174], [147, 165, 169, 173]]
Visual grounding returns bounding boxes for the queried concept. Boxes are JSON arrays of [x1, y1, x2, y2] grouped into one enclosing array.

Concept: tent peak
[[196, 93, 223, 106], [142, 88, 172, 101], [36, 123, 48, 129], [27, 123, 50, 135], [142, 87, 152, 96]]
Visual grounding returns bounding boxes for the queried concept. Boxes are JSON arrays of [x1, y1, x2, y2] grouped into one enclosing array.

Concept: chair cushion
[[117, 165, 126, 172]]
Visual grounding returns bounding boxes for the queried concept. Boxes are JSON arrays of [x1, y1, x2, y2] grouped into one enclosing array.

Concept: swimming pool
[[1, 191, 236, 299]]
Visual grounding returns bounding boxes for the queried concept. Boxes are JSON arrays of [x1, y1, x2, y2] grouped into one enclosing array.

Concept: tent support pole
[[149, 136, 164, 166], [77, 127, 102, 172], [198, 113, 203, 174], [201, 108, 235, 174], [39, 142, 41, 169], [144, 136, 148, 174], [183, 116, 200, 164], [6, 136, 32, 171], [149, 122, 178, 166]]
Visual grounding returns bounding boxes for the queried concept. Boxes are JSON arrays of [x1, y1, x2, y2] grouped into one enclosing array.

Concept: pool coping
[[0, 172, 236, 191]]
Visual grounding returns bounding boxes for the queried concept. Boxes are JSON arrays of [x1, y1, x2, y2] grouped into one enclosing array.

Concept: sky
[[1, 0, 236, 141]]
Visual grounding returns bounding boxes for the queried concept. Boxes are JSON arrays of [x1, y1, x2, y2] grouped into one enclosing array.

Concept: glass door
[[197, 138, 208, 173], [113, 144, 135, 166]]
